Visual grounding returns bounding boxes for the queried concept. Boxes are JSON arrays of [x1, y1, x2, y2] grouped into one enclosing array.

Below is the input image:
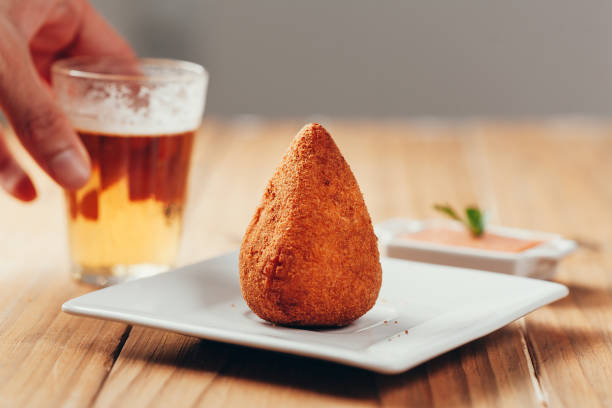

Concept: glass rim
[[51, 56, 208, 82]]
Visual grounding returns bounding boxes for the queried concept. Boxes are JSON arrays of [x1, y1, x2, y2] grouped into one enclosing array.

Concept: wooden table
[[1, 119, 611, 407]]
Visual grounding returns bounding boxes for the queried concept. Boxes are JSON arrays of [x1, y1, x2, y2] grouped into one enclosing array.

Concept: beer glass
[[52, 57, 208, 285]]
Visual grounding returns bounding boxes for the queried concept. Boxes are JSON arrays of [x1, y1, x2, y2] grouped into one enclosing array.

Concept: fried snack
[[239, 123, 382, 327]]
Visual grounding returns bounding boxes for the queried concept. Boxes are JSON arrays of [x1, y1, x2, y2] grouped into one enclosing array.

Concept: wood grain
[[1, 118, 611, 407]]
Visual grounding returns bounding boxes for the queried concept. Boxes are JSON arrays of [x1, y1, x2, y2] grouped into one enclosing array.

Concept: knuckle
[[18, 105, 74, 163], [21, 106, 66, 145]]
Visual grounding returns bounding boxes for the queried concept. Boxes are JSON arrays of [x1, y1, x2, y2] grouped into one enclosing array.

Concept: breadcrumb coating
[[239, 123, 382, 327]]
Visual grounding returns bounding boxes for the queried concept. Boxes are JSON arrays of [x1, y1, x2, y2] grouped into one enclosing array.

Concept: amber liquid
[[66, 130, 195, 285]]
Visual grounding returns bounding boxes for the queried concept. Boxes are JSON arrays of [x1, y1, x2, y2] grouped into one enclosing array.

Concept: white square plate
[[62, 251, 568, 374]]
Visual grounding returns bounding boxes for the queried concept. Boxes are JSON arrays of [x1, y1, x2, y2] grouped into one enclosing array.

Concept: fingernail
[[15, 177, 37, 202], [49, 148, 91, 189]]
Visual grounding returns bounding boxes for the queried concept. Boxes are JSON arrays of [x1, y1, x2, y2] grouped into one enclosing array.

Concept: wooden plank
[[477, 123, 612, 407], [0, 287, 129, 407], [95, 327, 380, 408], [0, 128, 130, 407], [373, 125, 542, 408], [2, 119, 612, 407], [0, 121, 222, 407]]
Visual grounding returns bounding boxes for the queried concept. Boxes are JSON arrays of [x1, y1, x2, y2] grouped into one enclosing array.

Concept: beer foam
[[56, 75, 207, 136]]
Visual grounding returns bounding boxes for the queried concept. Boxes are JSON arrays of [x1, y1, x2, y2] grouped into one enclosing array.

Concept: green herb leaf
[[433, 204, 462, 222], [433, 203, 486, 237], [465, 207, 484, 236]]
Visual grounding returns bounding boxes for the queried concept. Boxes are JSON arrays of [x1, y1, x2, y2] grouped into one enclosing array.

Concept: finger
[[68, 1, 136, 59], [0, 23, 91, 190], [0, 129, 37, 201]]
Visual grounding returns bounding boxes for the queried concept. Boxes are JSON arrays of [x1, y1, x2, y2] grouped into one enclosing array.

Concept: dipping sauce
[[400, 228, 542, 253]]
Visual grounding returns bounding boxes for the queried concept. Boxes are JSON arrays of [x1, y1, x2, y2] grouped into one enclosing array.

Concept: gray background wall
[[91, 0, 612, 117]]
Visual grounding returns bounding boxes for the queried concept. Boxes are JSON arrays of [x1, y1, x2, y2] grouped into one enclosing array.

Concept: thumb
[[0, 24, 90, 190]]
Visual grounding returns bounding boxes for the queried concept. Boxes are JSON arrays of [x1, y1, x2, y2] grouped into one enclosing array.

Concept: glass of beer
[[52, 57, 208, 286]]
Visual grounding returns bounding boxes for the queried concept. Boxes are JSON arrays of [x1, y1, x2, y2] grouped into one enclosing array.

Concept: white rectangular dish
[[375, 218, 576, 279], [62, 251, 568, 374]]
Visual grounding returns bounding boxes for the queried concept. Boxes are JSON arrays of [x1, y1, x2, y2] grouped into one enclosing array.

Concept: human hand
[[0, 0, 134, 201]]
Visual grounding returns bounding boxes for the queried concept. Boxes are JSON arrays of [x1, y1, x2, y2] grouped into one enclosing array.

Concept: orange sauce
[[400, 228, 542, 253]]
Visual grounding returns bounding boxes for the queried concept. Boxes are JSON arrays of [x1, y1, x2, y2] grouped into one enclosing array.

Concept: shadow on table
[[118, 316, 609, 405], [375, 327, 534, 406], [129, 332, 380, 402], [119, 324, 559, 405], [375, 322, 611, 405]]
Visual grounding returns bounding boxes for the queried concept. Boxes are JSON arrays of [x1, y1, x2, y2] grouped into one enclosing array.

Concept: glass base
[[71, 263, 171, 286]]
